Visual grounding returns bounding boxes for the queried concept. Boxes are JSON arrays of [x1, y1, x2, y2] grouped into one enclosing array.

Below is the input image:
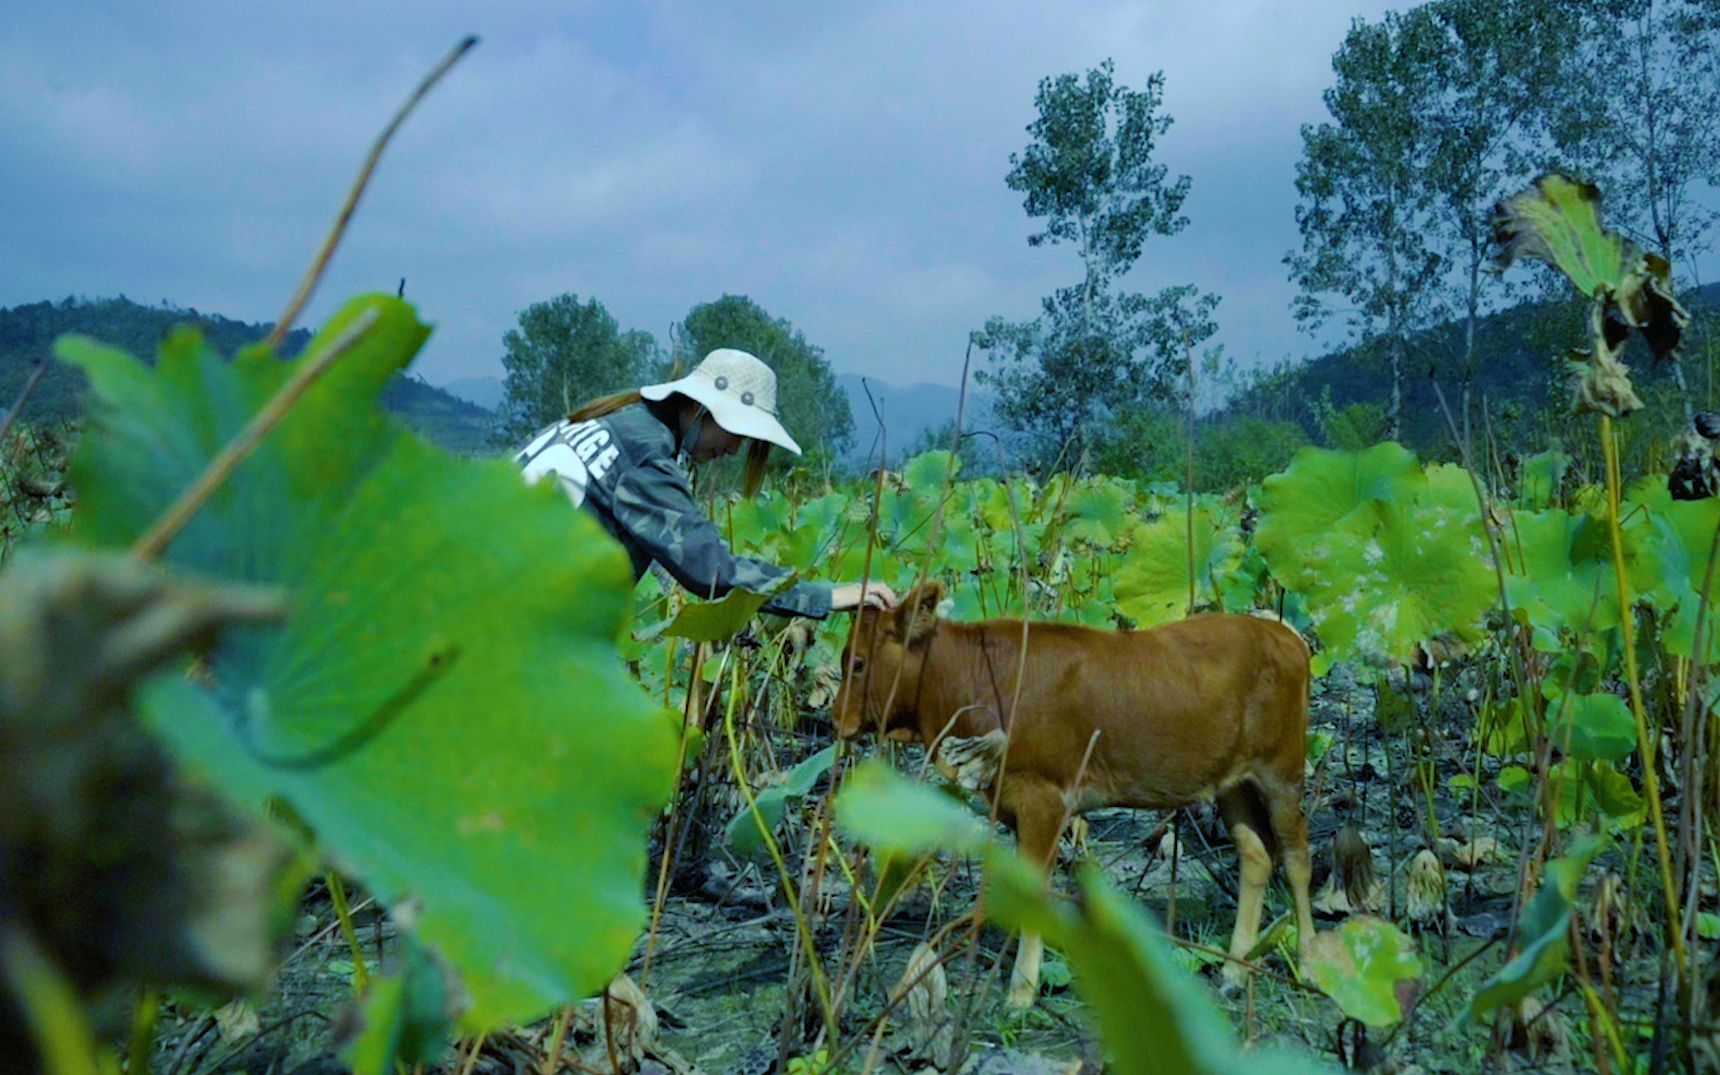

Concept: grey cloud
[[6, 0, 1415, 390]]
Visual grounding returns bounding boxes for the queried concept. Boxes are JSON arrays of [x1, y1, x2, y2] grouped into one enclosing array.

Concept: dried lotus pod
[[1510, 994, 1570, 1063], [1404, 848, 1447, 931], [596, 974, 658, 1068], [934, 729, 1007, 793], [1334, 824, 1375, 911], [899, 942, 954, 1067], [1568, 346, 1644, 419]]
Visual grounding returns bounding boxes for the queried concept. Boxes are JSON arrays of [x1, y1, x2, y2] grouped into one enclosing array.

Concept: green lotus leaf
[[1065, 480, 1135, 549], [834, 760, 989, 857], [726, 745, 837, 856], [1631, 495, 1720, 662], [1256, 442, 1422, 597], [1464, 835, 1607, 1023], [836, 768, 1328, 1072], [1491, 174, 1629, 296], [58, 295, 677, 1030], [1506, 509, 1622, 651], [1114, 504, 1246, 628], [1301, 497, 1494, 666], [663, 579, 788, 643], [984, 855, 1330, 1073], [1547, 692, 1636, 762], [903, 450, 960, 492], [1306, 915, 1423, 1028], [1517, 449, 1570, 510]]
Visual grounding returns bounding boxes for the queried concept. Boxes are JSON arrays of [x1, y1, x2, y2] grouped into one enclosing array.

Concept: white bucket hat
[[640, 348, 803, 455]]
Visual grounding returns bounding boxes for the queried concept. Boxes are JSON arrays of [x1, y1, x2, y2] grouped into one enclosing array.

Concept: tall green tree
[[1554, 0, 1720, 413], [497, 294, 662, 442], [676, 294, 853, 465], [1556, 0, 1720, 270], [1287, 9, 1452, 440], [1422, 0, 1581, 400], [977, 60, 1207, 469]]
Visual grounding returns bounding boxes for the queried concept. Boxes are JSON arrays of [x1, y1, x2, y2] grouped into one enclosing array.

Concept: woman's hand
[[830, 582, 898, 612]]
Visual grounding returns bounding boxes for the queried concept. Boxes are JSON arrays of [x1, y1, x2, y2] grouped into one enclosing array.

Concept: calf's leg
[[1217, 787, 1273, 993], [1261, 776, 1316, 961], [1003, 779, 1065, 1009]]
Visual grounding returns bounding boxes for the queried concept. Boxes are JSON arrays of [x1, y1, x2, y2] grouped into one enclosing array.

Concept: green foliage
[[1552, 0, 1720, 267], [1089, 410, 1310, 492], [833, 760, 989, 857], [726, 746, 837, 857], [1630, 494, 1720, 663], [497, 293, 662, 442], [1114, 502, 1246, 627], [678, 295, 854, 466], [1257, 443, 1491, 665], [1421, 0, 1578, 384], [662, 581, 784, 644], [340, 936, 451, 1073], [1194, 416, 1311, 491], [1493, 174, 1640, 299], [977, 60, 1209, 467], [1516, 448, 1570, 509], [0, 296, 492, 453], [1288, 6, 1452, 439], [1505, 508, 1621, 651], [1304, 916, 1423, 1028], [1257, 443, 1422, 592], [1464, 835, 1608, 1023], [984, 854, 1329, 1073], [1547, 692, 1636, 762], [1063, 481, 1134, 550], [1493, 173, 1690, 418], [59, 295, 678, 1030], [1314, 399, 1391, 451]]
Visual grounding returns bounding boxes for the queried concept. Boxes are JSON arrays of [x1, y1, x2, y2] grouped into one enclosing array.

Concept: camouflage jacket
[[513, 404, 832, 619]]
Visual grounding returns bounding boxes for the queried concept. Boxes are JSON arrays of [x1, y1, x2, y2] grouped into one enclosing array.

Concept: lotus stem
[[1598, 414, 1687, 980], [325, 872, 369, 993], [722, 658, 837, 1040]]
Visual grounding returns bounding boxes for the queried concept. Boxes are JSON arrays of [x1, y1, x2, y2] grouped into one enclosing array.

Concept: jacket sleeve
[[608, 456, 833, 619]]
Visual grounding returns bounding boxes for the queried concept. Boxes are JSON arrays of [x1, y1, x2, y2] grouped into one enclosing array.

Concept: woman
[[514, 348, 896, 617]]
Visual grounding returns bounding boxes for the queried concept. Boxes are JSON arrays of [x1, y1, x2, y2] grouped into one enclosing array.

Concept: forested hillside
[[0, 296, 496, 453], [1224, 283, 1720, 455]]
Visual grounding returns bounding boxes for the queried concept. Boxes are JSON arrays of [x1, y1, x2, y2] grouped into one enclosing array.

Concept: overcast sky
[[5, 1, 1437, 390]]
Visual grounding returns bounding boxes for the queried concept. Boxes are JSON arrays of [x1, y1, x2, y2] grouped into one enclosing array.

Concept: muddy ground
[[142, 663, 1675, 1074]]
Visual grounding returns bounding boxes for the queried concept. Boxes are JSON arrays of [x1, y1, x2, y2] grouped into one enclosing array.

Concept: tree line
[[966, 0, 1720, 481], [496, 293, 855, 471]]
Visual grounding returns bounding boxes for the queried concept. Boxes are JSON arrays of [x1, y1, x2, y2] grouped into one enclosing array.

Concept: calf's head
[[831, 581, 942, 740]]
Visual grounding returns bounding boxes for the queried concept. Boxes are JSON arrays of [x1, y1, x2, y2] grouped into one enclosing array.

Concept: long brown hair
[[567, 389, 645, 423], [566, 389, 773, 498]]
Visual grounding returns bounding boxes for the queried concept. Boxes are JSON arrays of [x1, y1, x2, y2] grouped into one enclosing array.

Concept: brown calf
[[832, 582, 1315, 1006]]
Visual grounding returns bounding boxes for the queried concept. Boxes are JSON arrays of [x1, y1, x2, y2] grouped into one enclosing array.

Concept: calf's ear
[[896, 580, 943, 646]]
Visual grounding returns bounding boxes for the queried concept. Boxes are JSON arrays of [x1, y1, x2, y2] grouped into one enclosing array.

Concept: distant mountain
[[0, 296, 496, 454], [441, 375, 505, 412], [836, 373, 996, 465]]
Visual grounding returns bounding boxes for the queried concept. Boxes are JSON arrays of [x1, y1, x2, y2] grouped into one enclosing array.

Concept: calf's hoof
[[1005, 975, 1038, 1010], [1217, 963, 1248, 999]]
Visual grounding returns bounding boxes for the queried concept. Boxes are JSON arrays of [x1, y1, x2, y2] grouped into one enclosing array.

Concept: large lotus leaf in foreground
[[56, 295, 677, 1029]]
